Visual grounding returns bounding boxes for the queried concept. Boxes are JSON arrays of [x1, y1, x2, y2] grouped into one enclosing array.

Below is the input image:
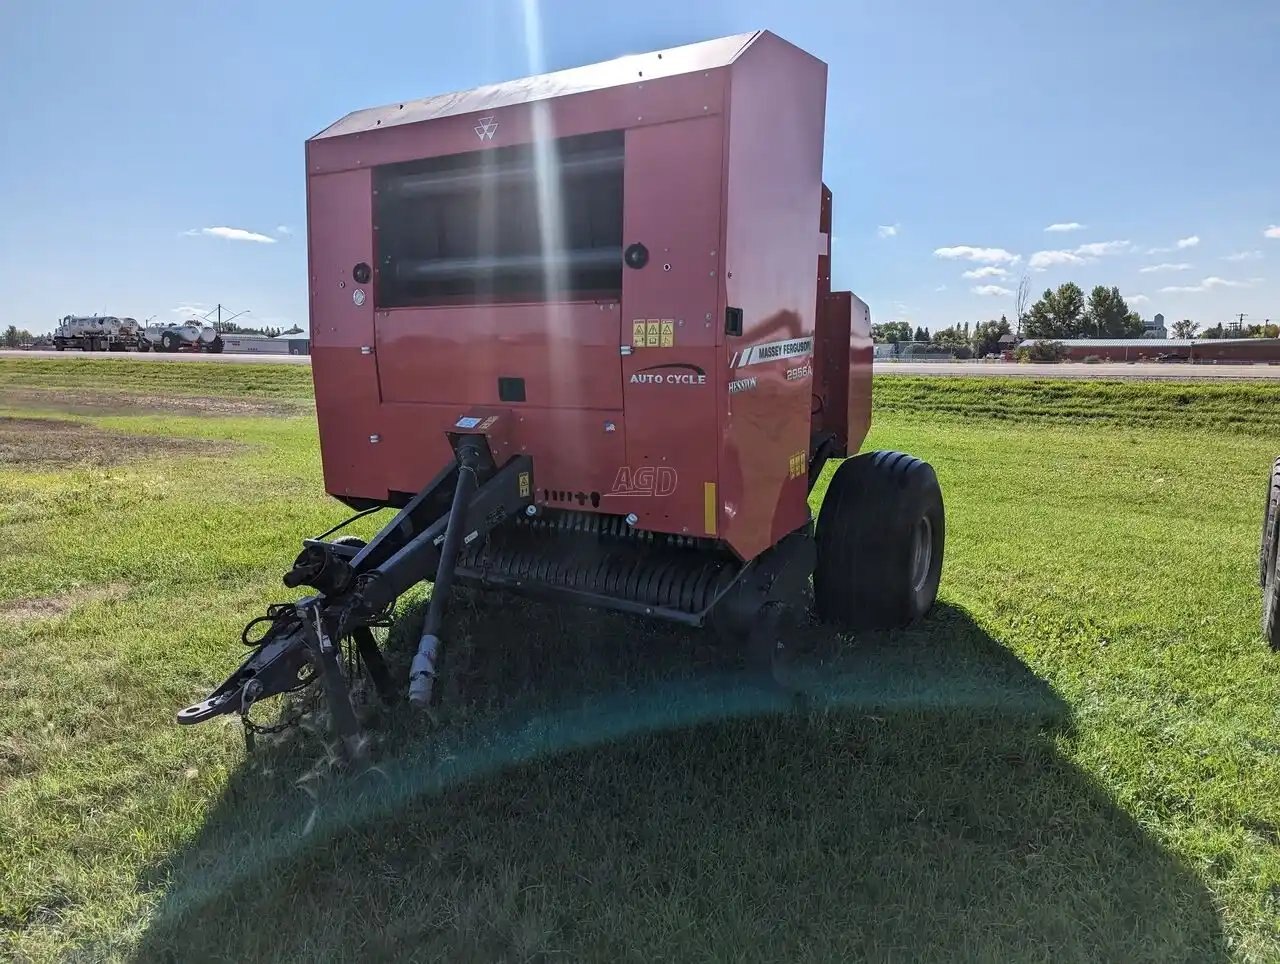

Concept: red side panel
[[847, 293, 873, 455], [374, 303, 622, 409], [618, 117, 723, 537], [814, 290, 850, 452], [718, 36, 828, 560], [307, 168, 386, 500]]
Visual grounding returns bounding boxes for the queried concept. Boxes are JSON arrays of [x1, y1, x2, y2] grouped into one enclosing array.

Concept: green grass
[[0, 362, 1277, 962], [876, 375, 1280, 434], [0, 357, 314, 400]]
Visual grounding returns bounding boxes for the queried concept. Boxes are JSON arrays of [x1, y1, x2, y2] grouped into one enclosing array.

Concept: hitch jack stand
[[299, 599, 366, 761], [409, 440, 483, 706]]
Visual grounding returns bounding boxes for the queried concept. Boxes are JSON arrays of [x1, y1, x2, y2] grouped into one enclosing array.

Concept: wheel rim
[[909, 515, 933, 593]]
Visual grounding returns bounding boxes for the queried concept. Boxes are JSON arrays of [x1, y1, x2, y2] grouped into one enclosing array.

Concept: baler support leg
[[299, 601, 365, 761], [409, 440, 483, 706], [353, 626, 395, 705]]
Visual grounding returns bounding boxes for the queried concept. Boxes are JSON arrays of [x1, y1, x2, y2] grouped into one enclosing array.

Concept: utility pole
[[201, 304, 251, 332]]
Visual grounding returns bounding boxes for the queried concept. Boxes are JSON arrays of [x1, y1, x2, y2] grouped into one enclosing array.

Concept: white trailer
[[140, 320, 224, 353], [52, 315, 143, 352]]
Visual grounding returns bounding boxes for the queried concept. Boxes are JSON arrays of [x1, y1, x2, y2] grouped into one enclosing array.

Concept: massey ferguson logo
[[474, 116, 498, 140], [630, 363, 707, 386], [608, 465, 677, 497], [733, 337, 814, 368]]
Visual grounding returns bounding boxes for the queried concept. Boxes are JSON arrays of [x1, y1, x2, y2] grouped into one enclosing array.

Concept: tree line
[[211, 321, 304, 338], [875, 281, 1278, 357], [3, 325, 35, 348]]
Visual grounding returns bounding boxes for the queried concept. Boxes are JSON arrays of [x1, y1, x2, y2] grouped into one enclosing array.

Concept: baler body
[[306, 30, 871, 564]]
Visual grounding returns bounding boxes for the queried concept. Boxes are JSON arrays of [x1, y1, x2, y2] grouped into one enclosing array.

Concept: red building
[[1018, 338, 1280, 363]]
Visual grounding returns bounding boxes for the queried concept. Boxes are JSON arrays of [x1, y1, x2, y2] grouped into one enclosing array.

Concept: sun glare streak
[[519, 0, 574, 415]]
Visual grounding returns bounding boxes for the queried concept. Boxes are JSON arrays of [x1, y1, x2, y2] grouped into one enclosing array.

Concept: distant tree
[[1014, 340, 1068, 362], [1200, 323, 1224, 339], [871, 321, 913, 344], [1025, 282, 1085, 339], [2, 325, 18, 348], [1171, 319, 1200, 339], [1085, 286, 1144, 338], [972, 316, 1013, 357], [931, 325, 973, 359], [913, 325, 927, 342], [1014, 273, 1032, 336]]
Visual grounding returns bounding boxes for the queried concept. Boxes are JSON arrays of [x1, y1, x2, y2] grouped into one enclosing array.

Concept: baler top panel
[[313, 32, 758, 140]]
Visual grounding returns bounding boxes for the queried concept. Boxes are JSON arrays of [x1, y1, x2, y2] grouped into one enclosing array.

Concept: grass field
[[1, 358, 1277, 962]]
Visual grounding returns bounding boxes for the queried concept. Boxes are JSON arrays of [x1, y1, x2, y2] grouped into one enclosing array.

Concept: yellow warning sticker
[[660, 319, 674, 347], [518, 471, 531, 498], [646, 320, 660, 347], [632, 320, 647, 346], [788, 451, 806, 479], [704, 482, 717, 535]]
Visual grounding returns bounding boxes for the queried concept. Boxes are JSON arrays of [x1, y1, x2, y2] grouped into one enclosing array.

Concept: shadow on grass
[[133, 599, 1225, 963]]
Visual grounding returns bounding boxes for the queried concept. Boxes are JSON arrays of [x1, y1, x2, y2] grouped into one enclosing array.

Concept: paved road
[[878, 361, 1280, 381], [0, 349, 311, 364], [5, 351, 1280, 381]]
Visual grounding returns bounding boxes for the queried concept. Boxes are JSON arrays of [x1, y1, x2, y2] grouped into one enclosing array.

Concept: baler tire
[[814, 450, 944, 630], [1260, 457, 1280, 587], [161, 333, 175, 352], [1265, 552, 1280, 650]]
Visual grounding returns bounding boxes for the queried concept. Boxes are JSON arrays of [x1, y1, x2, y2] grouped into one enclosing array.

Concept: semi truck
[[52, 315, 143, 351]]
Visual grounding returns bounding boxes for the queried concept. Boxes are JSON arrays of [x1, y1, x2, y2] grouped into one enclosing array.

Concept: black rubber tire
[[1265, 557, 1280, 650], [814, 450, 944, 629], [136, 340, 150, 353], [161, 333, 175, 352], [1260, 457, 1280, 588], [207, 336, 225, 354]]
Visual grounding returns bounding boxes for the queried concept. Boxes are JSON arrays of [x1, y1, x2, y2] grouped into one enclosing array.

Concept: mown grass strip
[[875, 376, 1280, 434]]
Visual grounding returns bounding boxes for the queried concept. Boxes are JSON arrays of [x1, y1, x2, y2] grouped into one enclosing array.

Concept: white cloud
[[877, 224, 899, 238], [1159, 276, 1250, 294], [934, 284, 948, 292], [1044, 222, 1085, 233], [1148, 234, 1201, 254], [1266, 225, 1280, 239], [186, 226, 277, 244], [1074, 240, 1131, 257], [1029, 239, 1131, 270], [1139, 263, 1193, 273], [971, 284, 1014, 297], [934, 245, 1021, 265], [275, 225, 293, 236], [962, 266, 1010, 280], [169, 304, 208, 317], [1126, 294, 1150, 305], [1029, 249, 1087, 270], [1223, 250, 1262, 261]]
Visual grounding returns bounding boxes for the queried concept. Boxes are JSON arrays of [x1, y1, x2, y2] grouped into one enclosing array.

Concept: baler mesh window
[[375, 131, 624, 306]]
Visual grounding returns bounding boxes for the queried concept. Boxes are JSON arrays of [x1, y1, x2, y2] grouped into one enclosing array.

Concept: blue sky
[[2, 0, 1277, 334]]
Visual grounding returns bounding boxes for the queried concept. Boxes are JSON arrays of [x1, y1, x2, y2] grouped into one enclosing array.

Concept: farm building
[[1018, 337, 1280, 363], [220, 332, 311, 355]]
